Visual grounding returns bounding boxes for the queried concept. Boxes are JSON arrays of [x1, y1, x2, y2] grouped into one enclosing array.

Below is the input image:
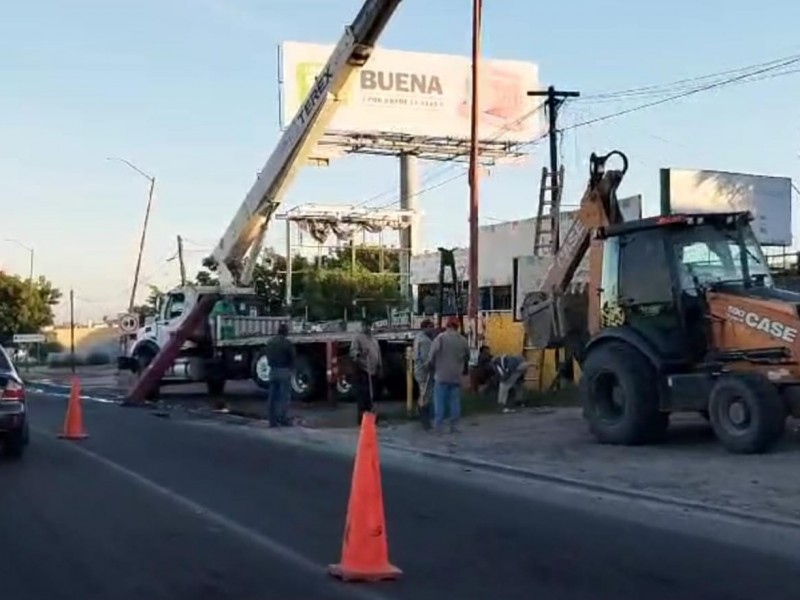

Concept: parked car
[[0, 344, 28, 458]]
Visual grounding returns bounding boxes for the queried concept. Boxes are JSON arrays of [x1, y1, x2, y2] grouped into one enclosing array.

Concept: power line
[[370, 55, 800, 214], [578, 53, 800, 102], [561, 56, 800, 133]]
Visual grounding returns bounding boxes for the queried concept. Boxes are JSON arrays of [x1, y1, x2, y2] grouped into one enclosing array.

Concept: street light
[[107, 157, 156, 313], [5, 238, 34, 282]]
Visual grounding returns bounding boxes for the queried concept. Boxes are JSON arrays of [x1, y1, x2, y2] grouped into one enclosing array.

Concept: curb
[[377, 441, 800, 533], [179, 404, 800, 532]]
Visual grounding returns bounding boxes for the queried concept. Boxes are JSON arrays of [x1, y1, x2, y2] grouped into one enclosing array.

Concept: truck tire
[[331, 355, 354, 402], [251, 348, 271, 391], [580, 340, 668, 445], [708, 373, 786, 454], [291, 354, 323, 403]]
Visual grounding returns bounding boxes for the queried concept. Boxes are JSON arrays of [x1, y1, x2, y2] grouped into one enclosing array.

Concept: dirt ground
[[30, 365, 800, 524]]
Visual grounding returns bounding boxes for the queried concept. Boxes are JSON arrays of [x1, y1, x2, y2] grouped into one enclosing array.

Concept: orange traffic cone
[[328, 411, 401, 582], [59, 376, 89, 440]]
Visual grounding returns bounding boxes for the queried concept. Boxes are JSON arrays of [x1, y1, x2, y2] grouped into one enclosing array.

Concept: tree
[[186, 244, 405, 320], [0, 272, 61, 341], [131, 285, 163, 320]]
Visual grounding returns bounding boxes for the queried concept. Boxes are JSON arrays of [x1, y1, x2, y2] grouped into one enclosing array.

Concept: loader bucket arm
[[522, 151, 629, 348]]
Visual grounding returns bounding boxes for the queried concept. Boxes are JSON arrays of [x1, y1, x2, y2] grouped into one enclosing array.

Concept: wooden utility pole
[[467, 0, 482, 365], [176, 235, 187, 285], [526, 86, 580, 252]]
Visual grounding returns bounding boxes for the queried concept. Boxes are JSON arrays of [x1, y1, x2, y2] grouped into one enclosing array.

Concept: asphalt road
[[3, 391, 800, 600]]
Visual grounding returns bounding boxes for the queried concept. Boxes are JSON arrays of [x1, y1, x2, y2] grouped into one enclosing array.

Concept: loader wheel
[[708, 373, 786, 454], [580, 341, 668, 445]]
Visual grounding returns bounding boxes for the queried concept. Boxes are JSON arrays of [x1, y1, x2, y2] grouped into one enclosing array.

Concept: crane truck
[[523, 150, 800, 454], [119, 0, 407, 405]]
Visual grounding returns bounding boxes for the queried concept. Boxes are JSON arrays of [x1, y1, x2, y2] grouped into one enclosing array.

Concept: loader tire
[[708, 373, 786, 454], [580, 341, 668, 445]]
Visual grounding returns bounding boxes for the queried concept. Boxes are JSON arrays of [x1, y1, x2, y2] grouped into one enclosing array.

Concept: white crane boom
[[210, 0, 403, 286], [125, 0, 403, 404]]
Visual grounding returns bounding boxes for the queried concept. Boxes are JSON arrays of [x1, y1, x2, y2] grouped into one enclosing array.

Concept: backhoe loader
[[522, 151, 800, 454]]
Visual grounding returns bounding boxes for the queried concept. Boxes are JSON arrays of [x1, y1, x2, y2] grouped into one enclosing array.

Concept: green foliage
[[190, 244, 404, 320], [131, 285, 162, 321], [0, 272, 61, 341]]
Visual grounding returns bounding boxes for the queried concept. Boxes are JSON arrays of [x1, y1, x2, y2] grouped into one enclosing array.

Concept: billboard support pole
[[399, 153, 419, 305]]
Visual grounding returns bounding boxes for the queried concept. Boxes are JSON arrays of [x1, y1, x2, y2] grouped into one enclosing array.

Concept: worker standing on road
[[427, 316, 469, 434], [263, 322, 296, 427], [413, 318, 436, 429], [350, 318, 382, 425]]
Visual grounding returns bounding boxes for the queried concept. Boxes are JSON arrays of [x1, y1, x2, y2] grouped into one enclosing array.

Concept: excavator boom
[[521, 151, 629, 349]]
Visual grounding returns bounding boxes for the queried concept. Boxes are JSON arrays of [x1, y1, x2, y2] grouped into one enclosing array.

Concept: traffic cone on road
[[328, 411, 401, 582], [58, 376, 89, 440]]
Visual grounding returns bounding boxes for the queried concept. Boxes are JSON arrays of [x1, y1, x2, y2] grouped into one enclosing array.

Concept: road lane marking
[[35, 426, 396, 600], [29, 387, 120, 404]]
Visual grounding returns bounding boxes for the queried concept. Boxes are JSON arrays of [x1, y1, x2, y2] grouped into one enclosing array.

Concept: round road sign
[[119, 313, 140, 333]]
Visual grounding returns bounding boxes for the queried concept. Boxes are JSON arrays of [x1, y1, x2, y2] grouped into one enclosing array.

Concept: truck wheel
[[334, 356, 355, 402], [291, 354, 322, 403], [708, 373, 786, 454], [251, 348, 271, 391], [580, 340, 668, 445]]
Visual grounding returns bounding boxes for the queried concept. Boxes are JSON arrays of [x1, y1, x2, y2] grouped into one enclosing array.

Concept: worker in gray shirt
[[413, 318, 437, 429], [350, 318, 382, 425], [427, 316, 469, 433]]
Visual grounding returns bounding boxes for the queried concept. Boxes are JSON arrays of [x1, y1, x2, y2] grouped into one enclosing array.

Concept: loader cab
[[598, 211, 771, 367]]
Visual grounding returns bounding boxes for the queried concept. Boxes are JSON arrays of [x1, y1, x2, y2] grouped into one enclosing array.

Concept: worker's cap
[[446, 316, 460, 329]]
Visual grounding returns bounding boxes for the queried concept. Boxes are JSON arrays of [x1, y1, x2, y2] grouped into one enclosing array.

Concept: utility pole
[[129, 175, 156, 312], [107, 157, 156, 313], [467, 0, 482, 366], [69, 289, 76, 374], [526, 86, 580, 252], [176, 235, 187, 286]]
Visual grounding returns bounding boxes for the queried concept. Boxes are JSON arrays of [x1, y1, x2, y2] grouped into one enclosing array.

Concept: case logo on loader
[[726, 305, 798, 343]]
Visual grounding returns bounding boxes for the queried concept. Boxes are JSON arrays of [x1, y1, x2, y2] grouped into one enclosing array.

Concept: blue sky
[[1, 0, 798, 322]]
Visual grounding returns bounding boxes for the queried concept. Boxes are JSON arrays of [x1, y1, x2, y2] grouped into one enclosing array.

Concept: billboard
[[280, 41, 543, 144], [660, 168, 792, 246]]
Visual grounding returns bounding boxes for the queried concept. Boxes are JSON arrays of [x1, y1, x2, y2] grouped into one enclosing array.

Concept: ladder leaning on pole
[[532, 164, 565, 257]]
